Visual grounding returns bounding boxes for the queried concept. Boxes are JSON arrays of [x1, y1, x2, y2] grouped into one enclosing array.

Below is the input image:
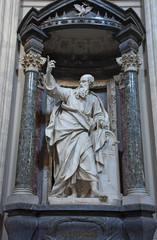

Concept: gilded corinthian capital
[[116, 50, 143, 72], [20, 51, 46, 72]]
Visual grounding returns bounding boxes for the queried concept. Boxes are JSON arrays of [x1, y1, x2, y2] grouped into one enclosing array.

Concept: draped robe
[[45, 82, 109, 197]]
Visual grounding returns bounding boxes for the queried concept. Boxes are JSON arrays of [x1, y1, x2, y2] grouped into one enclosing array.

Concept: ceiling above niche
[[44, 28, 119, 56], [42, 28, 121, 79]]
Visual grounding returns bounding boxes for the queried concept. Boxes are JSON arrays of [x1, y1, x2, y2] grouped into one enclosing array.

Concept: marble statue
[[43, 59, 117, 202]]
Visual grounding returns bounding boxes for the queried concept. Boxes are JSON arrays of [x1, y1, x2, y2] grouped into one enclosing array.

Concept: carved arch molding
[[18, 0, 145, 80]]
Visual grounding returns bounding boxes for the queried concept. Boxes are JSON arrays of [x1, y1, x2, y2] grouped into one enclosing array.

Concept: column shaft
[[116, 51, 153, 203], [124, 71, 145, 191], [6, 51, 46, 204], [15, 71, 39, 193]]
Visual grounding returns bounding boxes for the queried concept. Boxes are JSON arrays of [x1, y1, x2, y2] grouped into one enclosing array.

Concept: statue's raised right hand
[[46, 58, 56, 73]]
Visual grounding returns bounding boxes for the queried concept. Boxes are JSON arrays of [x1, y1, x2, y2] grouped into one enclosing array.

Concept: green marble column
[[15, 70, 39, 193], [124, 70, 145, 191], [9, 51, 46, 203], [116, 51, 152, 203]]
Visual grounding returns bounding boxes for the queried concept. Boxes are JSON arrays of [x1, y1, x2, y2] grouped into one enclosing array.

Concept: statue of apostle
[[43, 59, 109, 199]]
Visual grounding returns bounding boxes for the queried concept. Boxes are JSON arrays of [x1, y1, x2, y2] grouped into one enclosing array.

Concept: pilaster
[[0, 0, 21, 204], [143, 0, 157, 201]]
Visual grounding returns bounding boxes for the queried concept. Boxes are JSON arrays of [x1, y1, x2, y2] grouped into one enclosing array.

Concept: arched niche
[[18, 0, 145, 82], [17, 0, 145, 200]]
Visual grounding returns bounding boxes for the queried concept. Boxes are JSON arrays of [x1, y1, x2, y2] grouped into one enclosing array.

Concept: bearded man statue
[[43, 59, 109, 200]]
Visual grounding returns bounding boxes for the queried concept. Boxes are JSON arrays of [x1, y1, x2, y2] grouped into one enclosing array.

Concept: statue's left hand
[[99, 119, 108, 129]]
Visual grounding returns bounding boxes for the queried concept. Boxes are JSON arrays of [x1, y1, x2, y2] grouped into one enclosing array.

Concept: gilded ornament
[[116, 50, 143, 72], [20, 51, 46, 72]]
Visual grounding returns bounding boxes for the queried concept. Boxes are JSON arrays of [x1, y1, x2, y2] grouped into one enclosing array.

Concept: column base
[[123, 188, 154, 205], [6, 192, 39, 205]]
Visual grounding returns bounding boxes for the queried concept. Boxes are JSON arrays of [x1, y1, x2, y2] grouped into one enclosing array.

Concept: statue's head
[[80, 74, 94, 88]]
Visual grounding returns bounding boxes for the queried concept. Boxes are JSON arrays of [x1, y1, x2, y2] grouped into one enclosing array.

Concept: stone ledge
[[3, 202, 157, 217], [4, 203, 157, 240]]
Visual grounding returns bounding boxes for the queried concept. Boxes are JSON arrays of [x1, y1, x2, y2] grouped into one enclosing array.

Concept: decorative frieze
[[116, 50, 143, 72], [40, 10, 123, 31], [20, 51, 46, 72]]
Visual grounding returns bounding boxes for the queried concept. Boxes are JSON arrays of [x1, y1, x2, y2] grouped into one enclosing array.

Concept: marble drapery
[[44, 72, 110, 199]]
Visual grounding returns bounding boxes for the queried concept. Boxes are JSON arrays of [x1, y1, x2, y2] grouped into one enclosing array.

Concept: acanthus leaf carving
[[116, 50, 143, 72], [20, 51, 46, 72]]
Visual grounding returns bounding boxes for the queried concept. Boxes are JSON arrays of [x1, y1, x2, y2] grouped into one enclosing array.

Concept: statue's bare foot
[[99, 194, 108, 202], [90, 186, 108, 201]]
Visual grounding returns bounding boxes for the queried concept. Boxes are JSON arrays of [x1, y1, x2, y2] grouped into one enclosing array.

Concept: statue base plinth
[[4, 203, 157, 240], [48, 196, 122, 206]]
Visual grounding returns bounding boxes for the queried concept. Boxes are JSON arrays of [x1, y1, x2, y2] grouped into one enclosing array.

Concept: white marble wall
[[142, 0, 157, 203], [20, 0, 141, 16], [0, 0, 21, 204], [0, 1, 21, 239]]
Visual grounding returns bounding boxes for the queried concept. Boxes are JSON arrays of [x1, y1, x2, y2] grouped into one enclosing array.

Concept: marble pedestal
[[4, 203, 157, 240]]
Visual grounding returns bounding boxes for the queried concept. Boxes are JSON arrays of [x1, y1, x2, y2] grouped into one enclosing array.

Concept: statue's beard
[[74, 86, 89, 99]]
